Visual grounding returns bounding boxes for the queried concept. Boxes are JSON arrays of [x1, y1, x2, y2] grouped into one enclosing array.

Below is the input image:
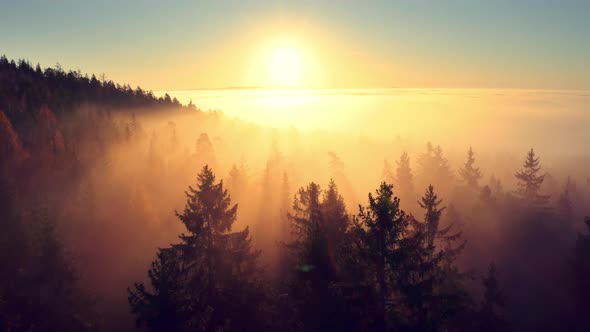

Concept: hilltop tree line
[[0, 56, 195, 120]]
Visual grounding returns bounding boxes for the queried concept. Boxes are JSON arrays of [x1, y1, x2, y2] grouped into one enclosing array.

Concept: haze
[[1, 1, 590, 332]]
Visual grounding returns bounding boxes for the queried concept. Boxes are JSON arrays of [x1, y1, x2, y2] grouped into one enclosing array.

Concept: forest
[[1, 56, 590, 332]]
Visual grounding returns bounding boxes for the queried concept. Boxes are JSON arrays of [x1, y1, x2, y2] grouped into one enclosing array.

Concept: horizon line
[[155, 86, 590, 93]]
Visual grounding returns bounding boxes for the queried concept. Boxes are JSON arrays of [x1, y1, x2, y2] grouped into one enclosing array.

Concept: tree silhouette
[[459, 147, 482, 189], [382, 159, 395, 184], [568, 217, 590, 330], [285, 181, 357, 332], [0, 199, 95, 331], [476, 263, 509, 332], [404, 185, 468, 332], [321, 180, 349, 256], [129, 165, 262, 332], [353, 182, 408, 331], [514, 149, 549, 205], [418, 143, 454, 193]]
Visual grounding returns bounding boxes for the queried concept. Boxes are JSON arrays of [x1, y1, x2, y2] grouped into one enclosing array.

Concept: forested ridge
[[1, 57, 589, 332]]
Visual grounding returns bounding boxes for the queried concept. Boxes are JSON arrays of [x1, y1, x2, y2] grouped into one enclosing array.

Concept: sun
[[267, 43, 304, 87], [247, 38, 321, 89]]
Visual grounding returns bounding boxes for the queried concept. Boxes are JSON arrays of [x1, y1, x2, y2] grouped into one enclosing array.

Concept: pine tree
[[473, 263, 509, 332], [418, 143, 454, 193], [129, 165, 262, 332], [405, 185, 468, 331], [514, 148, 549, 205], [0, 198, 95, 331], [382, 159, 395, 183], [489, 174, 503, 195], [568, 217, 590, 329], [558, 176, 575, 220], [396, 152, 414, 193], [459, 147, 482, 189], [418, 185, 446, 246], [557, 187, 572, 220], [289, 183, 323, 252], [320, 180, 349, 255], [353, 182, 408, 331], [286, 181, 355, 332], [128, 248, 190, 332]]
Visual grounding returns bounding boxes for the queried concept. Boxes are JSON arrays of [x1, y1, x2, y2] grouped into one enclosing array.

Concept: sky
[[1, 0, 589, 91]]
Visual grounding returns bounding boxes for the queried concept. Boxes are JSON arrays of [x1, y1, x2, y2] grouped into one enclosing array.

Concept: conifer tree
[[477, 263, 508, 332], [418, 185, 446, 246], [396, 152, 413, 188], [557, 187, 572, 220], [418, 143, 454, 192], [286, 181, 355, 332], [129, 165, 262, 332], [320, 180, 349, 254], [514, 148, 549, 205], [489, 174, 503, 195], [568, 217, 590, 329], [353, 182, 408, 331], [459, 147, 482, 189], [558, 176, 575, 220], [405, 186, 468, 332], [382, 159, 395, 184]]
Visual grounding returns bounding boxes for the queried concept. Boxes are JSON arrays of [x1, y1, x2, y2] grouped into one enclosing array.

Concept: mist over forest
[[1, 57, 590, 332]]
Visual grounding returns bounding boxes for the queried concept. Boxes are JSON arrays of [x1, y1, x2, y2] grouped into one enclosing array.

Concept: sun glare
[[268, 45, 303, 87]]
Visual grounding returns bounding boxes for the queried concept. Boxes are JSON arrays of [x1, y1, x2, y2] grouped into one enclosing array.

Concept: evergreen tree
[[557, 176, 575, 220], [382, 159, 395, 184], [514, 148, 549, 205], [0, 197, 95, 331], [568, 217, 590, 329], [286, 181, 356, 332], [418, 143, 454, 193], [353, 182, 408, 331], [418, 185, 446, 246], [129, 165, 262, 332], [476, 263, 508, 332], [489, 174, 503, 195], [320, 179, 349, 255], [396, 152, 414, 191], [405, 185, 468, 332], [557, 187, 572, 220], [128, 248, 190, 332], [459, 147, 482, 189]]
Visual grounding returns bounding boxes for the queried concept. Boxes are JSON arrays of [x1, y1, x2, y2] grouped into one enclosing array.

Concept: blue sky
[[1, 0, 589, 90]]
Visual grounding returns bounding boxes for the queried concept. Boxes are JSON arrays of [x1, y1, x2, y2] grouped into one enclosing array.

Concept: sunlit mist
[[2, 1, 590, 331]]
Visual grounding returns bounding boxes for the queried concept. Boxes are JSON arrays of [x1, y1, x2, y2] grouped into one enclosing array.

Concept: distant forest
[[1, 56, 589, 332]]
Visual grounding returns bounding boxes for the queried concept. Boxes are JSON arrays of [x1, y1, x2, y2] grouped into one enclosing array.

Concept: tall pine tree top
[[130, 165, 261, 332], [514, 148, 549, 205], [418, 185, 446, 246], [396, 152, 414, 190], [177, 165, 237, 238], [459, 147, 482, 189]]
